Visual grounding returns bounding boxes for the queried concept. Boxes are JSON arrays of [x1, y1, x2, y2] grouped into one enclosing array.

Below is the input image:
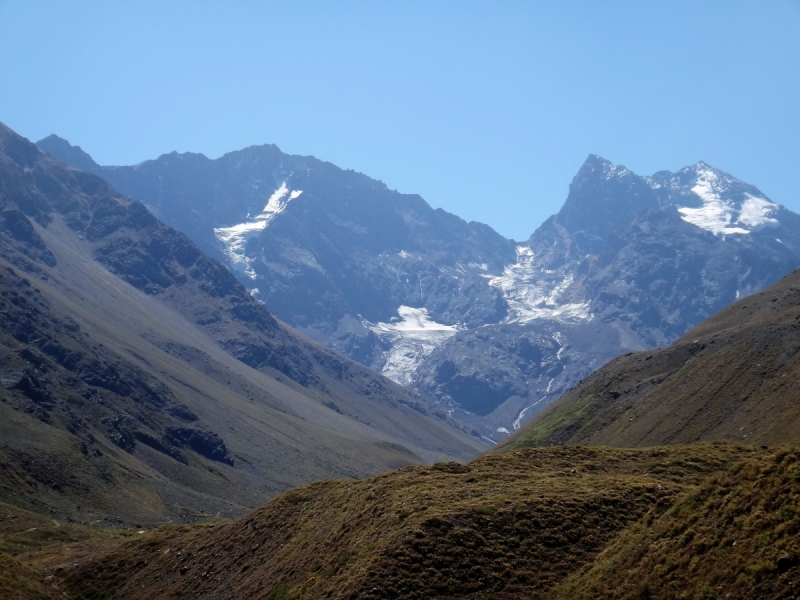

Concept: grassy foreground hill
[[5, 442, 793, 599]]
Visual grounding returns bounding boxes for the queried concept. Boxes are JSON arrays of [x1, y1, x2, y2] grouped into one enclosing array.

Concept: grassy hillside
[[0, 500, 122, 600], [493, 268, 800, 453], [552, 446, 800, 599], [53, 443, 762, 599]]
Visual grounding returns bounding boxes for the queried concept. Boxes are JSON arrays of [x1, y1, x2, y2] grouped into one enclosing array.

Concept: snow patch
[[486, 246, 590, 324], [214, 183, 302, 278], [738, 194, 779, 229], [678, 169, 777, 236], [367, 306, 460, 386], [605, 164, 631, 180]]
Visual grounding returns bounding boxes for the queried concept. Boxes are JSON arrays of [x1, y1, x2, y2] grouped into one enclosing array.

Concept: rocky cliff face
[[38, 137, 800, 441]]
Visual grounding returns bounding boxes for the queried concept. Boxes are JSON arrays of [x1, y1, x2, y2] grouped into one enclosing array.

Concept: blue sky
[[1, 1, 798, 240]]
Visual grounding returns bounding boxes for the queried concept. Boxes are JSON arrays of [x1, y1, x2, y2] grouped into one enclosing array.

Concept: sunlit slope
[[552, 446, 800, 600], [59, 444, 758, 599], [494, 268, 800, 453]]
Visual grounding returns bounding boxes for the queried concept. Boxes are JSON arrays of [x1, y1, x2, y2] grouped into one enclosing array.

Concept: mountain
[[6, 165, 800, 597], [416, 157, 800, 436], [0, 122, 485, 527], [493, 265, 800, 452], [40, 271, 800, 597], [37, 138, 800, 441]]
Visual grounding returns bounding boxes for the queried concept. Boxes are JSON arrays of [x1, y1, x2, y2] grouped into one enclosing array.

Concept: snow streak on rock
[[678, 168, 778, 236], [486, 246, 590, 324], [214, 183, 302, 278], [368, 306, 460, 387]]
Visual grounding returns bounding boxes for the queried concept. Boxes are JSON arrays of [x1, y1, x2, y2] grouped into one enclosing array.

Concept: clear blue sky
[[1, 1, 798, 241]]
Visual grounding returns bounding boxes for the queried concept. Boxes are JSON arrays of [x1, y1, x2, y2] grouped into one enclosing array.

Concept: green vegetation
[[509, 392, 599, 449]]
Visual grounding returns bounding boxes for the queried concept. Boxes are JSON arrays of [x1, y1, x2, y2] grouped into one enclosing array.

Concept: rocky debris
[[106, 416, 136, 452], [0, 207, 56, 267], [133, 431, 187, 464], [0, 247, 224, 472], [12, 374, 54, 408], [165, 427, 233, 465]]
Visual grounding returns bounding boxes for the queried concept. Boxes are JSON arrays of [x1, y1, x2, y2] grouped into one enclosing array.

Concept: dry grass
[[58, 443, 756, 599], [0, 552, 62, 600], [0, 500, 132, 600], [551, 446, 800, 599]]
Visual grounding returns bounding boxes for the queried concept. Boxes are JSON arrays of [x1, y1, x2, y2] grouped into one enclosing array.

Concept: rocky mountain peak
[[545, 154, 659, 254], [36, 134, 102, 175], [647, 161, 783, 238], [33, 133, 800, 441]]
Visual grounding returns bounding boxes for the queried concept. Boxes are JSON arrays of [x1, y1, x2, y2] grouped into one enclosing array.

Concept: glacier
[[677, 168, 778, 236], [486, 246, 590, 324], [367, 306, 460, 386], [214, 183, 302, 278]]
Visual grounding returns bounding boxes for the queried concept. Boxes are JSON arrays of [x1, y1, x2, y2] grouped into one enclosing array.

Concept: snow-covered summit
[[655, 164, 780, 237]]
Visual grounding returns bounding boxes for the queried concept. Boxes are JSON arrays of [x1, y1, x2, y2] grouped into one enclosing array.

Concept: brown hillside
[[551, 446, 800, 600], [493, 268, 800, 453], [57, 443, 756, 599]]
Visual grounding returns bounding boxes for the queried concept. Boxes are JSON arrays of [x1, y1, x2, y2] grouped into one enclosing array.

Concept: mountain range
[[0, 122, 484, 528], [29, 258, 800, 600], [495, 265, 800, 452], [37, 135, 800, 440], [1, 124, 799, 598]]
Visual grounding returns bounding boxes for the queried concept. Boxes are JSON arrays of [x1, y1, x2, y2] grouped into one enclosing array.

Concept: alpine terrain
[[494, 266, 800, 452], [0, 122, 485, 530], [38, 136, 800, 441], [12, 262, 800, 600]]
